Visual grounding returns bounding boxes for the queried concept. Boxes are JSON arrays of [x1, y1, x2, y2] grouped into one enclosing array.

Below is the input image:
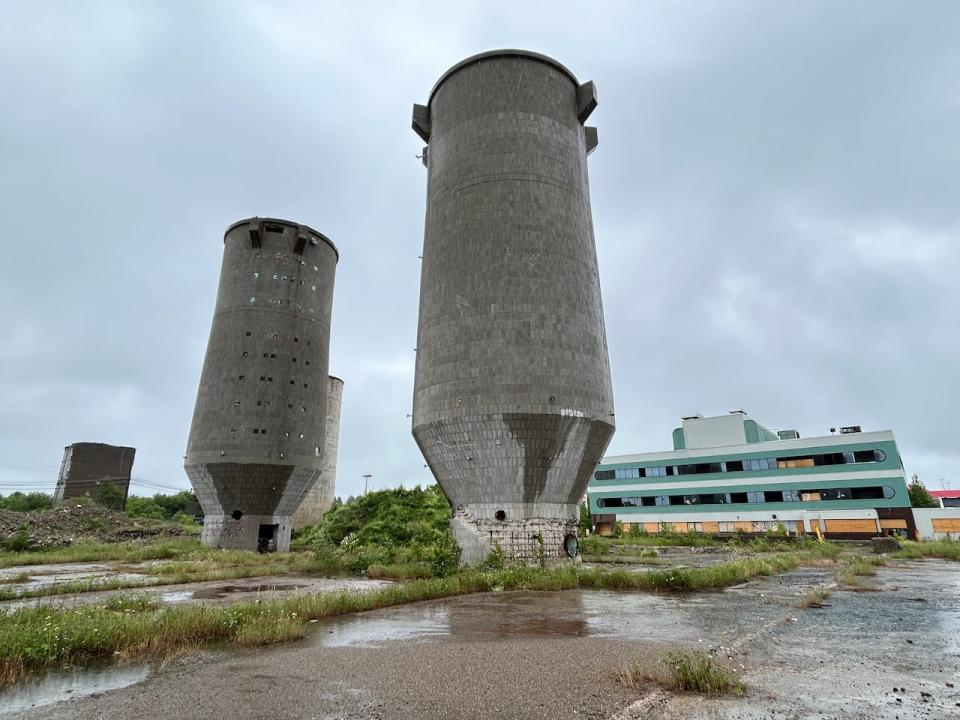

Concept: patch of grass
[[578, 552, 808, 592], [836, 556, 884, 589], [615, 651, 745, 695], [0, 539, 208, 569], [797, 587, 833, 608], [367, 563, 433, 580], [581, 553, 662, 565], [234, 616, 308, 647], [892, 539, 960, 561], [102, 594, 160, 613], [0, 546, 347, 602], [0, 548, 846, 686], [0, 572, 31, 585]]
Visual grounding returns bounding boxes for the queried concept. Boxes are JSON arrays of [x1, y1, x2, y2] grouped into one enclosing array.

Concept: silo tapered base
[[200, 513, 294, 553], [451, 507, 581, 566]]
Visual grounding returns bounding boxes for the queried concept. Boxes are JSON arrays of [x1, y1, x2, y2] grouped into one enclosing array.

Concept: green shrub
[[430, 532, 462, 577], [483, 542, 505, 570], [0, 492, 52, 512], [1, 528, 30, 553]]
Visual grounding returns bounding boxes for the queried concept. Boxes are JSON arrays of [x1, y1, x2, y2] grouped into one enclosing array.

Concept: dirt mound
[[0, 502, 189, 550]]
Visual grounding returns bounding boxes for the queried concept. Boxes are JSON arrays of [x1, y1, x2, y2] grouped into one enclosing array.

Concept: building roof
[[602, 430, 898, 465], [930, 490, 960, 498]]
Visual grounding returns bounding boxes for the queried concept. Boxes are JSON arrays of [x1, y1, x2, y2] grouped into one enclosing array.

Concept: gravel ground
[[6, 637, 643, 720], [3, 561, 959, 720]]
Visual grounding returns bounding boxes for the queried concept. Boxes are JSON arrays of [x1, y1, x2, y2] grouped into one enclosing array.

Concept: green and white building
[[588, 411, 913, 538]]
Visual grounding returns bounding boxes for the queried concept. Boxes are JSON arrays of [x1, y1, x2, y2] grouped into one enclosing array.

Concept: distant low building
[[588, 412, 913, 539], [929, 490, 960, 508], [54, 442, 135, 509]]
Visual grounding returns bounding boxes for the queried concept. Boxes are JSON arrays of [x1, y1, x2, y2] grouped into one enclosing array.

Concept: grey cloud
[[0, 1, 956, 498]]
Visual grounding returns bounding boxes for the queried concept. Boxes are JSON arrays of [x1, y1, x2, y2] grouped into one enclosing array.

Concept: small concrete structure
[[411, 50, 615, 565], [293, 375, 343, 529], [871, 536, 902, 553], [184, 218, 338, 552], [54, 443, 135, 508]]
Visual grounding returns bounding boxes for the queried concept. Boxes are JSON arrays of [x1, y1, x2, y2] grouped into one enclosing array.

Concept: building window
[[595, 470, 615, 481], [747, 491, 764, 503], [777, 457, 815, 469], [783, 489, 801, 502]]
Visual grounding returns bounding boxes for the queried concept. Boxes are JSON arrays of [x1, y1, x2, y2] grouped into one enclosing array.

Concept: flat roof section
[[427, 49, 580, 106], [224, 217, 338, 260]]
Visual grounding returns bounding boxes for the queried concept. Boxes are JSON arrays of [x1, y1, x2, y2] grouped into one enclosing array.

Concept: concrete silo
[[293, 375, 343, 529], [185, 217, 337, 552], [411, 50, 615, 564]]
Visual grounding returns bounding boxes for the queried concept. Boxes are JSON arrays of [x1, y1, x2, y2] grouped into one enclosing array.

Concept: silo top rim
[[224, 217, 339, 260], [428, 49, 580, 106]]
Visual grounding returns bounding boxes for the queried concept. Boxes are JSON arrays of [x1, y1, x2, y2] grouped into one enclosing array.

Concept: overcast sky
[[1, 1, 957, 500]]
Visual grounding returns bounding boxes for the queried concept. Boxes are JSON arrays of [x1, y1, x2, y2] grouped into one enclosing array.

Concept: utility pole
[[363, 474, 372, 495]]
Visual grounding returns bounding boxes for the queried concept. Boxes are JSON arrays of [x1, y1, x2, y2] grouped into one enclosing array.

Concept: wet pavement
[[0, 574, 394, 612], [1, 559, 958, 719]]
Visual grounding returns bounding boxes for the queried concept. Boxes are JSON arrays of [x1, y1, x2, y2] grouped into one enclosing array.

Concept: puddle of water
[[193, 583, 308, 600], [159, 590, 194, 603], [0, 664, 150, 715], [310, 590, 701, 648]]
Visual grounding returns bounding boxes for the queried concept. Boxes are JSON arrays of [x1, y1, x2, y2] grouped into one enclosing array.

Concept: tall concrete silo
[[185, 217, 337, 552], [293, 375, 343, 529], [411, 50, 615, 564]]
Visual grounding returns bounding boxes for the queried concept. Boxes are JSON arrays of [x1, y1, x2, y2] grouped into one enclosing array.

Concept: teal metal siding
[[588, 475, 910, 515], [591, 440, 903, 487]]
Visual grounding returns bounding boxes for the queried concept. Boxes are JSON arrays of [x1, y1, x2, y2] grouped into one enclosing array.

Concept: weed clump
[[892, 539, 960, 562], [615, 650, 745, 695], [797, 587, 833, 608]]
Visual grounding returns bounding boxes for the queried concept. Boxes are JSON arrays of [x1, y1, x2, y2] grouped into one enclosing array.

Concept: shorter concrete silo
[[293, 375, 343, 528], [184, 217, 337, 552]]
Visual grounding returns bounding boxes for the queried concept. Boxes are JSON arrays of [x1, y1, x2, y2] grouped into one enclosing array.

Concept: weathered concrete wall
[[54, 443, 135, 508], [911, 508, 960, 539], [293, 376, 343, 529], [411, 50, 615, 564], [184, 217, 337, 551]]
